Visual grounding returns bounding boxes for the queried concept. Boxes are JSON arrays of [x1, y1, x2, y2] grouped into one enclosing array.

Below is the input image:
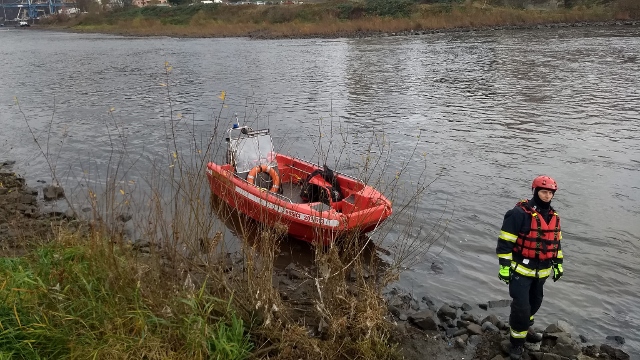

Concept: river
[[1, 26, 639, 355]]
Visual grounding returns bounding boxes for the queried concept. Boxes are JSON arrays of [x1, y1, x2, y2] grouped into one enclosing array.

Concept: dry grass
[[7, 62, 440, 358], [43, 0, 637, 39]]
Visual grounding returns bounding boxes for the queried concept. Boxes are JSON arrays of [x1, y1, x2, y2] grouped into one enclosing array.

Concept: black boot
[[526, 328, 543, 343], [510, 344, 524, 360]]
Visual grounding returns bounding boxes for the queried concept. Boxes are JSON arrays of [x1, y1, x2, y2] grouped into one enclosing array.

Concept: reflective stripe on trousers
[[508, 274, 547, 346]]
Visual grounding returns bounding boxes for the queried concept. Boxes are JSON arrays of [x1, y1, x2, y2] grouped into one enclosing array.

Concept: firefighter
[[496, 175, 564, 360]]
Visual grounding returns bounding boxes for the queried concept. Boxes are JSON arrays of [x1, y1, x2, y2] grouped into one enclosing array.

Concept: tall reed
[[7, 62, 450, 359]]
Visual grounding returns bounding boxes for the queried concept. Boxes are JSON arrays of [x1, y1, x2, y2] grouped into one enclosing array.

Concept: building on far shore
[[132, 0, 169, 6]]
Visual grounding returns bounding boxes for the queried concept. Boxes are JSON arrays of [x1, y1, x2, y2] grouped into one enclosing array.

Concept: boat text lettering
[[235, 187, 339, 227]]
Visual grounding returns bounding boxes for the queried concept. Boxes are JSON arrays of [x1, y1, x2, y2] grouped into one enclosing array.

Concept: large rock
[[437, 304, 457, 320], [605, 335, 625, 345], [408, 309, 439, 331], [461, 312, 478, 323], [460, 302, 473, 311], [43, 184, 65, 201], [481, 321, 500, 333], [600, 344, 630, 360], [467, 323, 483, 335], [551, 341, 581, 358], [20, 194, 37, 205], [481, 314, 500, 326]]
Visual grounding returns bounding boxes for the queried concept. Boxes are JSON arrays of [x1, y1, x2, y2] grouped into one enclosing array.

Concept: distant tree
[[75, 0, 93, 11], [365, 0, 413, 17], [167, 0, 191, 6]]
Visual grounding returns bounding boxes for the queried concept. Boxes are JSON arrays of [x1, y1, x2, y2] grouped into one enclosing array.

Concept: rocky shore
[[0, 161, 74, 256], [35, 18, 640, 40], [384, 288, 631, 359], [0, 160, 633, 359], [245, 20, 640, 39]]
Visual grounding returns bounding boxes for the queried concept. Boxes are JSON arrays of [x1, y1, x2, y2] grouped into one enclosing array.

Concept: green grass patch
[[0, 236, 252, 359], [365, 0, 414, 17]]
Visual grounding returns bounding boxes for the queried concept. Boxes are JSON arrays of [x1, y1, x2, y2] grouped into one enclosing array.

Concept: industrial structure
[[0, 0, 76, 21]]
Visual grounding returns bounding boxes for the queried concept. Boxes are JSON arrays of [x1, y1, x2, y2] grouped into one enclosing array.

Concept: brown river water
[[1, 26, 639, 355]]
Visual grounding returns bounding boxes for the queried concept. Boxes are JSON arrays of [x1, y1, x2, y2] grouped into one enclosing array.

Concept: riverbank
[[37, 0, 640, 39], [0, 162, 632, 359]]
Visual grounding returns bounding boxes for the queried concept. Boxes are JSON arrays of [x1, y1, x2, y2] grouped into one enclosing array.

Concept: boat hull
[[206, 154, 392, 244]]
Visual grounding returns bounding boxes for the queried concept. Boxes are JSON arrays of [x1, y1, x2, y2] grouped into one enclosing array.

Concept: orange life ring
[[247, 164, 280, 193]]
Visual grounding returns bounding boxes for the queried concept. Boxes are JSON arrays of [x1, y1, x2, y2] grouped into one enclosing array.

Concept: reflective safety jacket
[[496, 199, 564, 278]]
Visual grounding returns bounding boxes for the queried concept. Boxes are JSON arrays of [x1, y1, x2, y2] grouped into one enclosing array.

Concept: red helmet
[[532, 175, 558, 191]]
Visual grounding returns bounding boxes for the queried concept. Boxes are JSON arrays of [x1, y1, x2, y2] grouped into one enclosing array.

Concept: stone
[[460, 302, 473, 311], [454, 336, 466, 349], [524, 341, 541, 351], [541, 354, 561, 360], [445, 327, 459, 337], [555, 333, 573, 345], [482, 321, 500, 333], [17, 203, 37, 216], [437, 304, 457, 320], [578, 334, 589, 343], [421, 295, 435, 307], [479, 303, 488, 310], [284, 263, 305, 280], [453, 328, 467, 337], [500, 339, 511, 354], [116, 213, 132, 222], [445, 319, 456, 328], [529, 352, 544, 360], [581, 345, 599, 357], [481, 314, 500, 326], [132, 239, 150, 250], [388, 305, 402, 317], [556, 320, 573, 333], [408, 310, 439, 331], [20, 194, 37, 205], [64, 208, 76, 219], [468, 334, 481, 348], [398, 313, 408, 321], [43, 184, 65, 201], [456, 320, 470, 328], [600, 344, 630, 360], [545, 321, 571, 334], [461, 313, 478, 323], [388, 296, 404, 308], [490, 356, 505, 360], [551, 341, 581, 358], [497, 320, 508, 330], [605, 335, 625, 345], [466, 323, 483, 335]]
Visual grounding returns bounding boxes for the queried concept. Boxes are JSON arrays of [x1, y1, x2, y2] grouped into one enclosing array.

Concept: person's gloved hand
[[553, 263, 563, 282], [499, 265, 511, 284]]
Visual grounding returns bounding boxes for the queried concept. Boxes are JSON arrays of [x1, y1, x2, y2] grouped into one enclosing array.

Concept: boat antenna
[[232, 113, 240, 129]]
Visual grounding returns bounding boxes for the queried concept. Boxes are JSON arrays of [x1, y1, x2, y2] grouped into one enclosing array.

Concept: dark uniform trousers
[[509, 273, 546, 345]]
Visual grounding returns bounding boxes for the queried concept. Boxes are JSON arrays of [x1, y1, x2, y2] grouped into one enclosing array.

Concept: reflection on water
[[1, 26, 639, 356]]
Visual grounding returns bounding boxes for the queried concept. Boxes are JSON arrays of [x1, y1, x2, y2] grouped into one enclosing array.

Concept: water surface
[[1, 26, 639, 355]]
